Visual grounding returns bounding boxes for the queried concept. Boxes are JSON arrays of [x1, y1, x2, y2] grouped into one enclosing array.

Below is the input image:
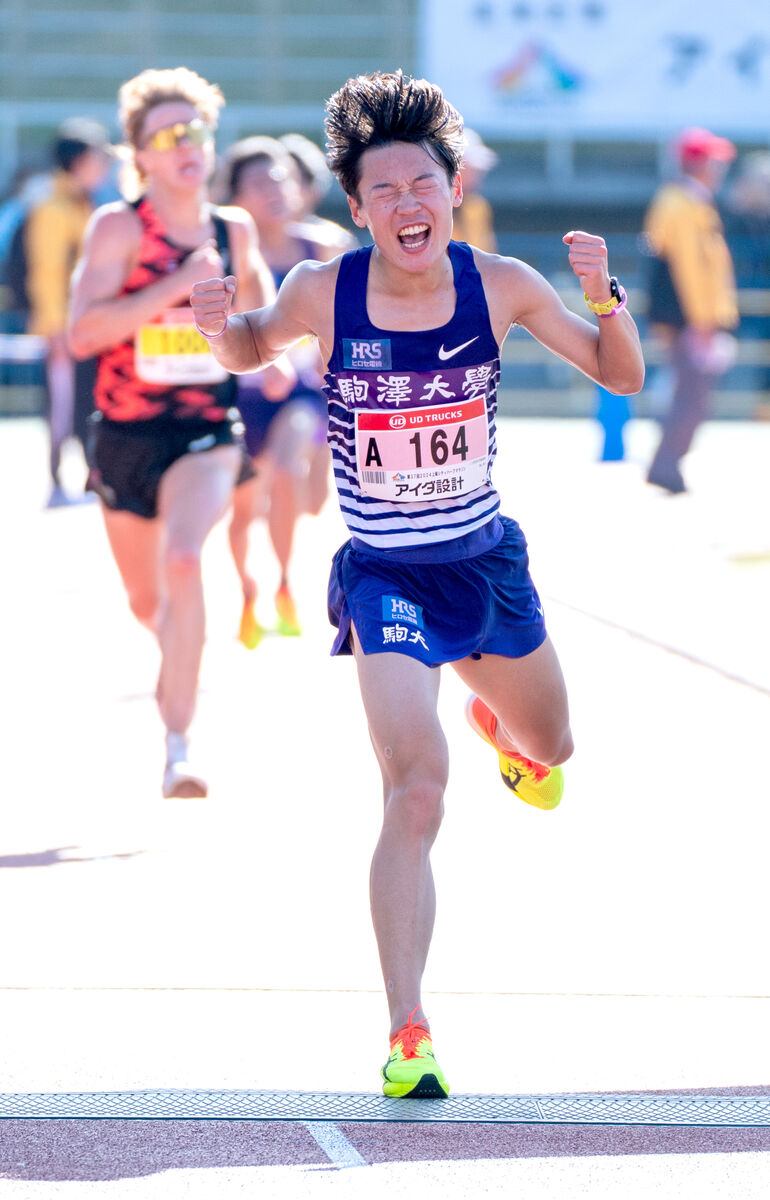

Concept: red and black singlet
[[94, 198, 236, 423]]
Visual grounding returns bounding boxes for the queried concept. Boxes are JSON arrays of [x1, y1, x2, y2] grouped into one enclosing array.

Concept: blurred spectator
[[723, 152, 770, 417], [723, 151, 770, 285], [0, 169, 51, 330], [278, 131, 358, 255], [451, 128, 498, 252], [25, 118, 112, 501], [643, 127, 738, 494]]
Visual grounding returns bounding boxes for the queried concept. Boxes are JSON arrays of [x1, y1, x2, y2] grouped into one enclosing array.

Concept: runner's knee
[[524, 726, 574, 768], [164, 548, 202, 587], [383, 778, 445, 842], [127, 587, 159, 628], [228, 506, 250, 539]]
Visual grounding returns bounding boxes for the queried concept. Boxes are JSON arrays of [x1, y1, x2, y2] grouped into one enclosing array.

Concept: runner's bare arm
[[220, 205, 276, 313], [225, 210, 302, 399], [190, 257, 337, 374], [485, 232, 645, 395], [68, 205, 226, 359]]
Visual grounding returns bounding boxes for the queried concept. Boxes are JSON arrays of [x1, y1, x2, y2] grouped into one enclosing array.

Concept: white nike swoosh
[[437, 337, 479, 360]]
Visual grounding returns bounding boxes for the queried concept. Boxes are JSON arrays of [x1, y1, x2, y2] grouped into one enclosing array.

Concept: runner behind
[[68, 67, 275, 798], [221, 136, 337, 644], [190, 70, 644, 1093]]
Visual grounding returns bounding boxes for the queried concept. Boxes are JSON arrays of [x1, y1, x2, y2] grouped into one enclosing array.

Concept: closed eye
[[370, 173, 443, 200]]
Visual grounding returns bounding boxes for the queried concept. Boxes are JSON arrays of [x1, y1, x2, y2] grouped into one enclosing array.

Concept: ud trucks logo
[[389, 414, 406, 429], [343, 338, 392, 370]]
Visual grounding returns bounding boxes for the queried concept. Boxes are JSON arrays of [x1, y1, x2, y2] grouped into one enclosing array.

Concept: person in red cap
[[643, 127, 739, 493]]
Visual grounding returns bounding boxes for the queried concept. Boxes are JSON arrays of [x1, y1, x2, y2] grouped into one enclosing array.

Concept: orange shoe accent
[[382, 1007, 449, 1098], [467, 696, 549, 780], [465, 693, 563, 810], [238, 599, 264, 650], [390, 1008, 431, 1058]]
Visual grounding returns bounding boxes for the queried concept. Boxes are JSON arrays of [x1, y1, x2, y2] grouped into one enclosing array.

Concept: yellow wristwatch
[[584, 277, 627, 317]]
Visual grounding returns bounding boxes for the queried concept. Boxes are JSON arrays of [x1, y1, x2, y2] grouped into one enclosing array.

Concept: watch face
[[609, 276, 620, 301]]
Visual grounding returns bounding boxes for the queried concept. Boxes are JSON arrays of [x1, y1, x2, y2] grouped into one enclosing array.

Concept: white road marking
[[302, 1121, 368, 1169]]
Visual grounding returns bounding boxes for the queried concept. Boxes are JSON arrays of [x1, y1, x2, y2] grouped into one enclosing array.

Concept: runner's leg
[[228, 473, 260, 606], [351, 626, 448, 1035], [268, 466, 298, 589], [452, 636, 573, 765], [46, 342, 75, 490], [100, 507, 162, 633], [157, 444, 240, 737]]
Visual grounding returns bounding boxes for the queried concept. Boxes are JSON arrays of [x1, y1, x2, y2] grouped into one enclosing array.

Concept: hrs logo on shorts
[[343, 339, 392, 370], [382, 596, 423, 627]]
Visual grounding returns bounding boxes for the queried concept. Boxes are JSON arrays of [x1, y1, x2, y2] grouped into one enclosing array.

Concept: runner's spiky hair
[[324, 70, 465, 197]]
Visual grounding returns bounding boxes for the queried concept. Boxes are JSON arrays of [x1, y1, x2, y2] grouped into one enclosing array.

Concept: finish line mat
[[1, 1090, 768, 1125]]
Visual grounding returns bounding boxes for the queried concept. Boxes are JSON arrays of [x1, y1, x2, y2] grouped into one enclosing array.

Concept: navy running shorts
[[327, 515, 547, 667], [88, 414, 248, 519], [237, 387, 327, 460]]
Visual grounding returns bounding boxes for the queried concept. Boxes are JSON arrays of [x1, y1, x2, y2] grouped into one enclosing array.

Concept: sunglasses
[[143, 119, 212, 153]]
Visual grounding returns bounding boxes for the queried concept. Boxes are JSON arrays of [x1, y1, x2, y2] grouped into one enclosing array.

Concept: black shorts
[[88, 415, 250, 519]]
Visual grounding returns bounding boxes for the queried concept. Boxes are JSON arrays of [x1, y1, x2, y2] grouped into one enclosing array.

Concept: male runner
[[222, 136, 336, 643], [190, 70, 644, 1095], [68, 67, 276, 798]]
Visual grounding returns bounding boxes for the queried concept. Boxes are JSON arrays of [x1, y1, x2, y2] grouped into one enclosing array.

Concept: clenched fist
[[562, 231, 612, 305], [190, 274, 236, 337]]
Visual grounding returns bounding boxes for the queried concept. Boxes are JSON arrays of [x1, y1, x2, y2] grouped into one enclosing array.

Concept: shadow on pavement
[[0, 847, 145, 869]]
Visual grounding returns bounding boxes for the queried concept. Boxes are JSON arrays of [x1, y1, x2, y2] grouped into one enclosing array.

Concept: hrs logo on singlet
[[343, 339, 392, 370]]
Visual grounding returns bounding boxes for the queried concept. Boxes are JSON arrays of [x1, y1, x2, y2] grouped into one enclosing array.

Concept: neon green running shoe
[[275, 585, 301, 637], [381, 1008, 449, 1099], [465, 693, 564, 811]]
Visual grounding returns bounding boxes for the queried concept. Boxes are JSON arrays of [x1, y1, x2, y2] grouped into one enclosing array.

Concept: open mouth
[[398, 223, 430, 251]]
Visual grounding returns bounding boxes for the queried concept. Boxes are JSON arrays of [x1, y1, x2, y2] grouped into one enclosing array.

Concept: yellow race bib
[[135, 310, 228, 385]]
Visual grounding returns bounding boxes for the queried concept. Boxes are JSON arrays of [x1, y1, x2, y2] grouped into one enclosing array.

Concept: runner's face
[[232, 159, 300, 231], [136, 101, 214, 193], [348, 142, 462, 271]]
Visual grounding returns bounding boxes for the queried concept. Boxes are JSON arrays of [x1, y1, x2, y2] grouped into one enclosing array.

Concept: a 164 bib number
[[355, 397, 488, 502]]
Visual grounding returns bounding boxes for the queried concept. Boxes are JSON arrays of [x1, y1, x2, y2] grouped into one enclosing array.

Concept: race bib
[[355, 397, 488, 502], [135, 310, 228, 385]]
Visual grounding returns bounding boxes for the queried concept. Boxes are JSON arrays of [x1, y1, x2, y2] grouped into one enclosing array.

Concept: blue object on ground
[[596, 385, 632, 461]]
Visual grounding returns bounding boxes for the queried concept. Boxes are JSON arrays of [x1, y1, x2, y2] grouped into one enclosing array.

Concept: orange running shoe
[[381, 1008, 449, 1098], [238, 599, 265, 650], [465, 693, 563, 810]]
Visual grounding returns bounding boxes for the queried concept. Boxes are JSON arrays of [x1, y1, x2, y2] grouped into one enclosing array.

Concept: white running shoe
[[162, 760, 208, 799], [162, 734, 208, 799]]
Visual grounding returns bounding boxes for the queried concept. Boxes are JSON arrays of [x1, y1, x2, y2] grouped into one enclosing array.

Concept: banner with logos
[[420, 0, 770, 136]]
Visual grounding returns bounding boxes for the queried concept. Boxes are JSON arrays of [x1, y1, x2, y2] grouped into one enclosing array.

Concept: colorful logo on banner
[[492, 41, 583, 98]]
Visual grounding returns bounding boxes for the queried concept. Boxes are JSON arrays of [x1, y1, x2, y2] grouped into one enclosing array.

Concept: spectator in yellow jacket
[[25, 118, 111, 501], [644, 127, 738, 494], [451, 129, 498, 253]]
